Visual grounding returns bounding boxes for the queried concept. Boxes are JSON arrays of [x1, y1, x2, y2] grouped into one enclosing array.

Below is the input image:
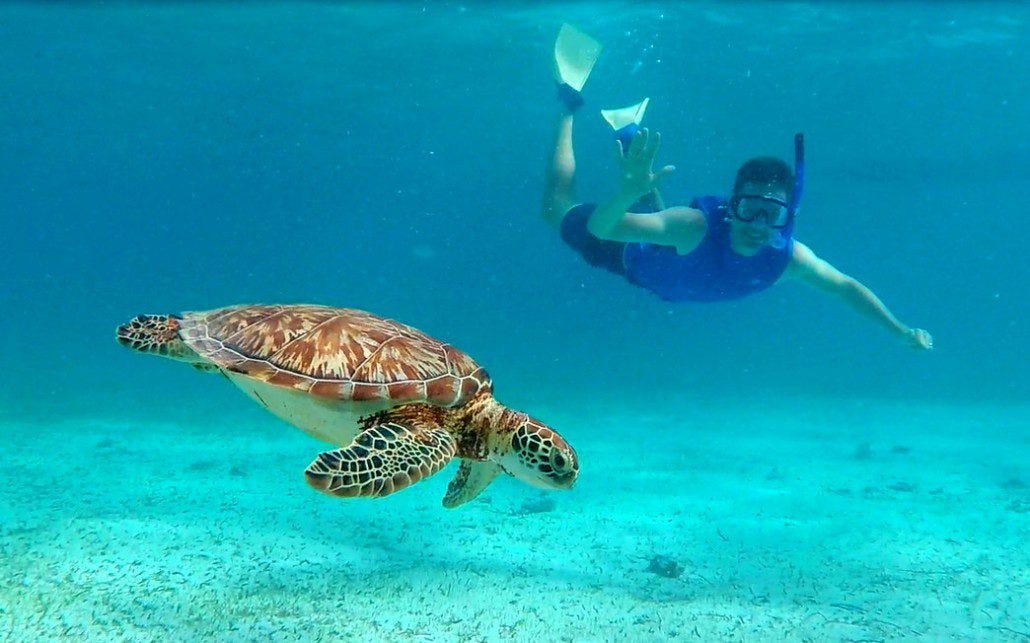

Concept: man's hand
[[616, 128, 675, 200], [906, 328, 934, 350]]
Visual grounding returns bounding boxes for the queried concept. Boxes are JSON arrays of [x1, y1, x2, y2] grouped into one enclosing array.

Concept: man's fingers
[[613, 139, 626, 160], [644, 130, 661, 159], [908, 328, 933, 350], [628, 128, 647, 156], [652, 165, 676, 187]]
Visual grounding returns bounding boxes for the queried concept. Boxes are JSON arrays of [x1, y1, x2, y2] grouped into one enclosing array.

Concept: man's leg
[[541, 112, 577, 228], [543, 110, 628, 278]]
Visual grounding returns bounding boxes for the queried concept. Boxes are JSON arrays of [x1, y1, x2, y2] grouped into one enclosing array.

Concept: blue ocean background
[[0, 3, 1027, 639], [2, 2, 1026, 421]]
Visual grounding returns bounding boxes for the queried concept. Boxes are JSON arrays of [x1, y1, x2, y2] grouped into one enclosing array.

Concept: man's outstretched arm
[[786, 241, 934, 350]]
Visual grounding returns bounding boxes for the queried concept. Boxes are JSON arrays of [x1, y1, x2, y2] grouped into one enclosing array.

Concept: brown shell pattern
[[177, 304, 491, 406]]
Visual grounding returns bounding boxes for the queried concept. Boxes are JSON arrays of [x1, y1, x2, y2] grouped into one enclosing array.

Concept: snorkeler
[[541, 24, 933, 350]]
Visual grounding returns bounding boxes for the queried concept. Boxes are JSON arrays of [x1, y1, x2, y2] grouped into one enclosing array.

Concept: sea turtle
[[116, 304, 578, 508]]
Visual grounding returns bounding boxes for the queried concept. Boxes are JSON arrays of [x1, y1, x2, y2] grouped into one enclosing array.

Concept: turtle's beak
[[557, 469, 577, 489]]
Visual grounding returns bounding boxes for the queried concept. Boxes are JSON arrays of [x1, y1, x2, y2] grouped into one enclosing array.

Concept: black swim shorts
[[559, 203, 627, 276]]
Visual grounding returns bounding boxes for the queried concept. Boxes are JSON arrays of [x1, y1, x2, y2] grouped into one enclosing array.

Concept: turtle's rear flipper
[[305, 422, 456, 499], [443, 461, 502, 509]]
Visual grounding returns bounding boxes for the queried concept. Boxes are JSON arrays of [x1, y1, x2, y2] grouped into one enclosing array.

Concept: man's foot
[[557, 82, 584, 113]]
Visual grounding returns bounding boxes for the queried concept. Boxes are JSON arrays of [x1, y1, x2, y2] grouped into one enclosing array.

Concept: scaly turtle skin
[[116, 304, 578, 508]]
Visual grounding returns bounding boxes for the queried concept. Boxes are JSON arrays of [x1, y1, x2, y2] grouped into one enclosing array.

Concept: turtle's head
[[499, 417, 579, 490], [116, 314, 200, 364]]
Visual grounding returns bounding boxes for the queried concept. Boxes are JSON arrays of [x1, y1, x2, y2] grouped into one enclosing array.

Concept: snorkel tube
[[789, 132, 805, 217], [766, 133, 804, 250]]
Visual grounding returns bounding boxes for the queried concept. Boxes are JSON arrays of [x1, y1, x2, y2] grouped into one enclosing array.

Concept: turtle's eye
[[551, 452, 567, 471]]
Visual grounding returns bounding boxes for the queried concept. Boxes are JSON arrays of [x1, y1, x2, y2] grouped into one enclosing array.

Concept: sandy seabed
[[2, 395, 1027, 641]]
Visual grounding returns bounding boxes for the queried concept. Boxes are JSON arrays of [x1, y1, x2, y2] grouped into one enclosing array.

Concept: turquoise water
[[1, 3, 1027, 639]]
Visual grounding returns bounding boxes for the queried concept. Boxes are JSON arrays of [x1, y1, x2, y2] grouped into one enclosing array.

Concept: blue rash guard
[[622, 195, 795, 302]]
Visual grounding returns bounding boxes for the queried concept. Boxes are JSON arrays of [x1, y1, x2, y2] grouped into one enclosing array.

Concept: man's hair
[[733, 157, 793, 198]]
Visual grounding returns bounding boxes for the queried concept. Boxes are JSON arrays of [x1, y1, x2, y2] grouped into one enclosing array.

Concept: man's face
[[729, 182, 789, 255]]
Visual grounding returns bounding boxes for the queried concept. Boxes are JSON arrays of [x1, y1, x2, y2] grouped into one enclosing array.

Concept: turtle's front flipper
[[304, 422, 456, 499], [443, 461, 502, 509]]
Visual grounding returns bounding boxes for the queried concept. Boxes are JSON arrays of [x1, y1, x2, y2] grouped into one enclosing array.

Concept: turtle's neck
[[453, 388, 502, 423], [364, 389, 518, 461], [448, 389, 522, 460]]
